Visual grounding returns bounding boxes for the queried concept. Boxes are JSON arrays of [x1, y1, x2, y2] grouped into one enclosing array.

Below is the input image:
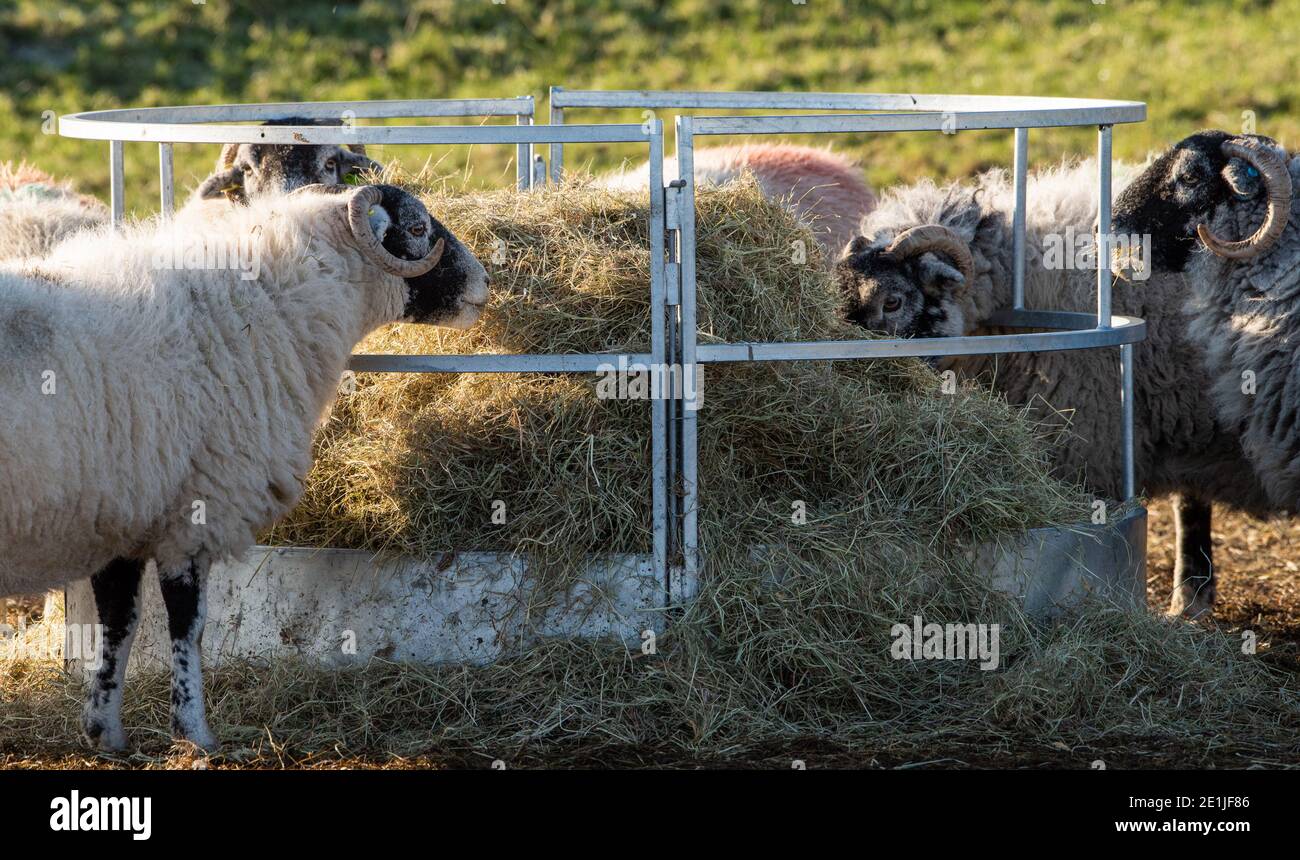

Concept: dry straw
[[2, 175, 1296, 765]]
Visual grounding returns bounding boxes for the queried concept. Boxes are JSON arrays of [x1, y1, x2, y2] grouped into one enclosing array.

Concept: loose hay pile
[[2, 177, 1297, 766], [270, 175, 1086, 564]]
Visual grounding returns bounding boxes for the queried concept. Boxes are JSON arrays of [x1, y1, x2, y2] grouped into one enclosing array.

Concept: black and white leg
[[157, 554, 217, 751], [1169, 494, 1215, 618], [82, 557, 145, 751]]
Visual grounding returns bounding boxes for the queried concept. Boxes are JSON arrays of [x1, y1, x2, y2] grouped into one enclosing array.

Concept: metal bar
[[61, 116, 652, 146], [1120, 343, 1136, 500], [689, 110, 1143, 137], [647, 122, 670, 595], [346, 316, 1143, 372], [549, 89, 1146, 121], [158, 142, 175, 221], [695, 319, 1146, 364], [676, 117, 700, 597], [109, 140, 124, 228], [516, 113, 532, 190], [985, 309, 1133, 330], [664, 185, 683, 570], [66, 98, 536, 124], [1097, 125, 1113, 328], [549, 86, 565, 184], [1012, 128, 1028, 309], [348, 352, 654, 374]]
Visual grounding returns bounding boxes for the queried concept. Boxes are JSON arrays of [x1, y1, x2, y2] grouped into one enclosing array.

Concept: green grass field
[[3, 0, 1298, 213]]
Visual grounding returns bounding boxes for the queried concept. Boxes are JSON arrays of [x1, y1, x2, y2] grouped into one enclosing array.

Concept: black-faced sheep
[[599, 143, 876, 259], [0, 184, 489, 751], [191, 116, 383, 205], [1112, 131, 1300, 513], [837, 160, 1276, 618]]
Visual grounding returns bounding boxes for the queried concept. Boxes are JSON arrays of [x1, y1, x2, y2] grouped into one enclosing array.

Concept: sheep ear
[[1223, 157, 1264, 199], [915, 254, 968, 298], [365, 200, 393, 241], [841, 235, 871, 259], [194, 168, 246, 201]]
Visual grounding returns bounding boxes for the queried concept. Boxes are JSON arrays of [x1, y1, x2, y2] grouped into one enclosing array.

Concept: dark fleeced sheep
[[1112, 131, 1300, 514], [837, 159, 1278, 618]]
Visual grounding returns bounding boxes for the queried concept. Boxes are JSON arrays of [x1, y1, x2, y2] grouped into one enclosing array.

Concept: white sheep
[[599, 143, 876, 259], [838, 159, 1277, 618], [1111, 131, 1300, 512], [0, 162, 107, 260], [0, 183, 489, 750]]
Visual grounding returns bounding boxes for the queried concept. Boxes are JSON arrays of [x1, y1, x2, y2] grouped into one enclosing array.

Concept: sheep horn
[[1196, 138, 1293, 259], [345, 185, 445, 277], [219, 143, 241, 169], [348, 143, 368, 156], [883, 224, 974, 285]]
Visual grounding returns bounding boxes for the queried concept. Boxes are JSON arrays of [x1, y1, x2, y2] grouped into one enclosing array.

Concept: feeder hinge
[[664, 180, 687, 306]]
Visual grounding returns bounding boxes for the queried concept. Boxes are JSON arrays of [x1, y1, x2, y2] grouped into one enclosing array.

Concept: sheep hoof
[[174, 725, 219, 754], [1166, 598, 1214, 621], [81, 716, 128, 753]]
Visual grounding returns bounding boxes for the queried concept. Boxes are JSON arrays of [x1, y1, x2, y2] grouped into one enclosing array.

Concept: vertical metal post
[[664, 186, 681, 567], [1120, 342, 1136, 500], [675, 117, 699, 600], [516, 111, 532, 190], [109, 140, 124, 229], [549, 86, 565, 185], [647, 122, 670, 593], [1100, 122, 1135, 500], [159, 142, 175, 222], [532, 154, 547, 189], [1096, 125, 1113, 328], [1012, 128, 1028, 309]]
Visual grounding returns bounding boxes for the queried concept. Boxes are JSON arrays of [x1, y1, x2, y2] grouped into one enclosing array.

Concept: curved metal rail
[[59, 91, 1149, 604]]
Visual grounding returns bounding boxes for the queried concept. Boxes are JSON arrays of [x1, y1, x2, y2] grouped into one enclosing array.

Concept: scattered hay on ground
[[2, 177, 1296, 767]]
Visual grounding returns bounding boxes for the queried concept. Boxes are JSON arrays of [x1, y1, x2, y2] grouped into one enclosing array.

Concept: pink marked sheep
[[600, 143, 876, 260]]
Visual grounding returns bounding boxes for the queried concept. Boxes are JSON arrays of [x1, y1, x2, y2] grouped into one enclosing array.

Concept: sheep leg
[[1169, 494, 1215, 618], [157, 554, 217, 751], [82, 557, 145, 752]]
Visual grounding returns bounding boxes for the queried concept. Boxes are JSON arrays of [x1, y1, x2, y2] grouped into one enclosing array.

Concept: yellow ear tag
[[368, 207, 376, 216]]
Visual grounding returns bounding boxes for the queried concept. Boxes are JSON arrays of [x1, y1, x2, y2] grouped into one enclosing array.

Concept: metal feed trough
[[58, 91, 1149, 671]]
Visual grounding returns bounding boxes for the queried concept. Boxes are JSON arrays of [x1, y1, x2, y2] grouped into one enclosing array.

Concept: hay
[[268, 174, 1086, 568], [2, 176, 1297, 766]]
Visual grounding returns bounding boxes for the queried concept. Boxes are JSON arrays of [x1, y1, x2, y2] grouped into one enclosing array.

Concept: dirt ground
[[3, 497, 1298, 770], [1146, 499, 1300, 671]]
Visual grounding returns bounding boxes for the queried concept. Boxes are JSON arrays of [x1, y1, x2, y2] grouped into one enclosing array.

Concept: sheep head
[[1112, 130, 1293, 273], [834, 224, 974, 340], [300, 183, 490, 330], [197, 117, 382, 204]]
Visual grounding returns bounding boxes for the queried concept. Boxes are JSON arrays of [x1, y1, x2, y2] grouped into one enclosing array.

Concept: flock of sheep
[[0, 112, 1297, 752]]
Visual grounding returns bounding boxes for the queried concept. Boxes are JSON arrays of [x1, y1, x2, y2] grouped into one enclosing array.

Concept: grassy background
[[2, 0, 1298, 214]]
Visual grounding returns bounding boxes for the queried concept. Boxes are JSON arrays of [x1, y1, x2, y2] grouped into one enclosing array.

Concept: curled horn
[[883, 224, 974, 285], [1196, 138, 1293, 259], [219, 143, 241, 169], [345, 185, 445, 278]]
